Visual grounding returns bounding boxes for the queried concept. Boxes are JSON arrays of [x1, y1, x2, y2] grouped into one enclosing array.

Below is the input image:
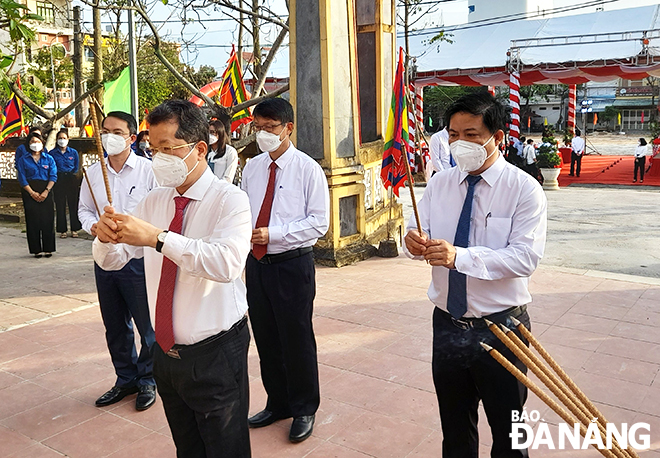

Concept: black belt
[[251, 246, 313, 265], [439, 305, 527, 330], [164, 316, 247, 359]]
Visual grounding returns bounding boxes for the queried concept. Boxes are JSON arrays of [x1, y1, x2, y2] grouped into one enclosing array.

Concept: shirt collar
[[458, 153, 506, 187], [180, 166, 214, 201], [272, 143, 296, 169]]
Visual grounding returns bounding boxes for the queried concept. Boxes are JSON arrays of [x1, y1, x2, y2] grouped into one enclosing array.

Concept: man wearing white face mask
[[78, 111, 159, 412], [404, 93, 547, 458], [93, 100, 253, 457], [241, 98, 329, 443]]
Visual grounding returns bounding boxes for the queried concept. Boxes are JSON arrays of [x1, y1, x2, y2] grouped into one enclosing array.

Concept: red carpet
[[557, 156, 660, 187]]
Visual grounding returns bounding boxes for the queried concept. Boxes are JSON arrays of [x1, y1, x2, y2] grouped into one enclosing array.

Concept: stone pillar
[[290, 0, 403, 267]]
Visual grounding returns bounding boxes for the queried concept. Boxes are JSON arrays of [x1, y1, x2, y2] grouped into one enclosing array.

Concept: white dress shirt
[[571, 136, 585, 155], [241, 143, 330, 254], [404, 154, 547, 318], [430, 128, 452, 172], [634, 145, 648, 158], [523, 144, 536, 165], [78, 152, 157, 239], [207, 144, 239, 183], [93, 168, 252, 345]]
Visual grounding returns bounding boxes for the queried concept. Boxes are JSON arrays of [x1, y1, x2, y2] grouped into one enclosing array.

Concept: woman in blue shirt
[[16, 132, 57, 258], [49, 129, 82, 238]]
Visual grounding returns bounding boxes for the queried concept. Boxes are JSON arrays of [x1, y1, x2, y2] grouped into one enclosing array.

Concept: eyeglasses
[[249, 122, 284, 135], [150, 142, 197, 155]]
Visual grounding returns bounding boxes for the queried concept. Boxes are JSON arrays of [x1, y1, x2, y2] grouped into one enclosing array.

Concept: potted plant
[[536, 135, 562, 190]]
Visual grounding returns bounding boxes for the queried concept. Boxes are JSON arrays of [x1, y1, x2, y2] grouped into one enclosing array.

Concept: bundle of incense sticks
[[480, 317, 639, 458]]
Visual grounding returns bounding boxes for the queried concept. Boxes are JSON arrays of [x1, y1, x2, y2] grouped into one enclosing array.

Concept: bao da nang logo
[[510, 410, 652, 450]]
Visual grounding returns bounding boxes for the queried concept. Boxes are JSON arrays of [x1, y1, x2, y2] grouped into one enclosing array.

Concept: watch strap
[[156, 230, 168, 253]]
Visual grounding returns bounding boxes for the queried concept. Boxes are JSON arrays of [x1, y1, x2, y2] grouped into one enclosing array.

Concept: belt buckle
[[166, 348, 181, 359], [451, 317, 474, 330]]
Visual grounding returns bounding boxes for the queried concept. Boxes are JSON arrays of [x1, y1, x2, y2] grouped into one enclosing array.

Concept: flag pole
[[403, 146, 422, 234], [89, 96, 113, 206]]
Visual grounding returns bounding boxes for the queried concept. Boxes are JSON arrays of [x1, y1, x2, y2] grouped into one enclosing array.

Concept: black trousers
[[21, 180, 55, 255], [94, 259, 155, 388], [634, 157, 646, 181], [54, 172, 81, 233], [432, 307, 531, 458], [570, 152, 582, 176], [153, 321, 251, 458], [246, 251, 320, 417]]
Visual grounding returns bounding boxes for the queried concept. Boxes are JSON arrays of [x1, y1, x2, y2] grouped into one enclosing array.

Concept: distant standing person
[[570, 129, 585, 177], [50, 129, 82, 238], [207, 120, 238, 183], [429, 127, 453, 173], [242, 98, 330, 443], [14, 126, 42, 164], [523, 138, 539, 181], [16, 132, 57, 258], [633, 137, 648, 183], [135, 130, 152, 159]]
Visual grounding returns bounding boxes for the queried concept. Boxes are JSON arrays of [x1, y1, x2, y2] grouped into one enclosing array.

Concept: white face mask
[[151, 143, 199, 188], [57, 139, 68, 148], [450, 135, 496, 173], [209, 134, 218, 145], [30, 142, 43, 152], [102, 133, 129, 156], [256, 129, 285, 153]]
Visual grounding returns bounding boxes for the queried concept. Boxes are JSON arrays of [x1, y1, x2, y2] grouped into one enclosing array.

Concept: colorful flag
[[593, 113, 598, 125], [220, 46, 252, 132], [84, 124, 94, 137], [104, 67, 131, 114], [138, 109, 149, 132], [0, 76, 25, 143], [381, 47, 411, 198]]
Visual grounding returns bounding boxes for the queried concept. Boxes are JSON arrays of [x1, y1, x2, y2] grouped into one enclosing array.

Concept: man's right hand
[[96, 206, 118, 243], [404, 230, 429, 256]]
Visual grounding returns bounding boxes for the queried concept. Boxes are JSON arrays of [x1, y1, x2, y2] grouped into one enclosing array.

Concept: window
[[36, 1, 54, 23], [539, 107, 547, 111]]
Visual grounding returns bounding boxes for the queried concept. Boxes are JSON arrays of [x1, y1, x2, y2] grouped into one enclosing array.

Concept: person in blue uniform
[[16, 132, 57, 258], [49, 128, 82, 238], [14, 126, 42, 164]]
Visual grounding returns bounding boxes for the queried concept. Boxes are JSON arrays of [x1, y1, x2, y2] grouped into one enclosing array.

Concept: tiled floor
[[1, 248, 659, 456]]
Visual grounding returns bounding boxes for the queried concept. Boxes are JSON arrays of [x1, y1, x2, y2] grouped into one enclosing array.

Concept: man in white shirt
[[523, 138, 539, 181], [93, 100, 253, 457], [429, 127, 453, 175], [570, 129, 585, 177], [78, 111, 158, 412], [404, 93, 547, 458], [241, 98, 329, 443]]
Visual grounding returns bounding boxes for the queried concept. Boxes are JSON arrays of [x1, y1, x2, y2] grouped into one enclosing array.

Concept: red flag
[[641, 111, 645, 124]]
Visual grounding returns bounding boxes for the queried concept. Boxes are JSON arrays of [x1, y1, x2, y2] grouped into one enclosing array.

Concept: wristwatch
[[156, 230, 168, 253]]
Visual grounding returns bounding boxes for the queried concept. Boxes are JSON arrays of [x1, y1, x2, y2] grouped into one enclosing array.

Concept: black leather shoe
[[289, 415, 315, 443], [95, 385, 139, 407], [136, 385, 157, 411], [248, 409, 289, 428]]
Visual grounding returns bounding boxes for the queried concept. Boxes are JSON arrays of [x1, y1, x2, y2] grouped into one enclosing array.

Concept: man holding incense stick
[[404, 92, 547, 458], [79, 111, 158, 411]]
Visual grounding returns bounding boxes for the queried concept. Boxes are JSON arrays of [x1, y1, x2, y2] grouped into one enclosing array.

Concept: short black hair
[[104, 111, 138, 135], [639, 137, 647, 146], [26, 132, 43, 146], [575, 128, 581, 136], [137, 130, 149, 144], [445, 92, 508, 135], [253, 98, 294, 125], [147, 100, 209, 145], [57, 128, 69, 139], [527, 139, 534, 144], [520, 136, 526, 142]]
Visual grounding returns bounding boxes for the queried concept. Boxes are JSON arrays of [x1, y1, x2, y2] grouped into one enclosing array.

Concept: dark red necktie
[[252, 162, 277, 260], [155, 196, 191, 352]]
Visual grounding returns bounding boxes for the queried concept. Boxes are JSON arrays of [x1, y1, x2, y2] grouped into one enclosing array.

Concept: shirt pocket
[[127, 186, 149, 209], [485, 217, 512, 250], [275, 189, 301, 219]]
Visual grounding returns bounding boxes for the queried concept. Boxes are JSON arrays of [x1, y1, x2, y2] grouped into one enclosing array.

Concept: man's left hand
[[251, 227, 269, 245], [424, 239, 457, 268], [113, 213, 162, 248]]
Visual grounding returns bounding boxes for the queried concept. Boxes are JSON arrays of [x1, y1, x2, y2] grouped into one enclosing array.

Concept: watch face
[[158, 232, 167, 243]]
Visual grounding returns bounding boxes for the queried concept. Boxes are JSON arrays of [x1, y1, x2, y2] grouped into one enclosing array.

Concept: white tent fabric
[[404, 5, 660, 76]]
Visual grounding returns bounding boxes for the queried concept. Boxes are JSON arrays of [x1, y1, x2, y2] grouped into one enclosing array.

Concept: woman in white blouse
[[207, 120, 239, 183], [633, 137, 648, 183]]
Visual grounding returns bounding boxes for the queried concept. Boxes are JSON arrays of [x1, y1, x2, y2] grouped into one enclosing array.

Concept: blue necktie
[[447, 175, 482, 319]]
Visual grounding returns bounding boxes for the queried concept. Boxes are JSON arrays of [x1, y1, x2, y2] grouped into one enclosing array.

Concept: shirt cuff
[[454, 246, 470, 272], [92, 238, 112, 264], [268, 225, 284, 244], [161, 231, 187, 264]]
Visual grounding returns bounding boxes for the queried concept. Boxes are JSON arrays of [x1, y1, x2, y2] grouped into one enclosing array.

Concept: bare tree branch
[[230, 83, 288, 115], [207, 0, 288, 30], [251, 19, 288, 98]]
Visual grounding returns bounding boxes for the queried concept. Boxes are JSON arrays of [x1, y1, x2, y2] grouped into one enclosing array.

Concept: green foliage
[[190, 65, 217, 88], [562, 129, 573, 145], [0, 0, 42, 75], [601, 105, 619, 123], [21, 81, 47, 123], [423, 85, 485, 129], [649, 121, 660, 139], [536, 132, 561, 168], [428, 30, 454, 45], [28, 46, 74, 101]]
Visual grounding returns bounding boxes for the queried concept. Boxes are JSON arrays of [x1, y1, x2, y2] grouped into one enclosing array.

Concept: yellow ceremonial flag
[[617, 112, 622, 124]]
